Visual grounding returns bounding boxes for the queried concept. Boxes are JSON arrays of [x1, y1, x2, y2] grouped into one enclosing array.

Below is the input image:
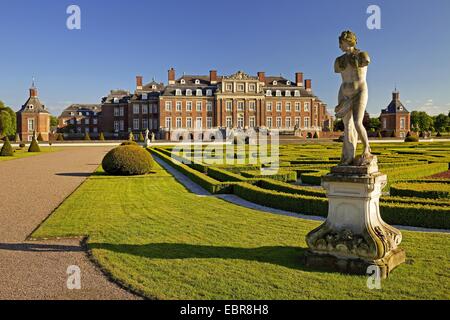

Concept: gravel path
[[0, 147, 139, 300]]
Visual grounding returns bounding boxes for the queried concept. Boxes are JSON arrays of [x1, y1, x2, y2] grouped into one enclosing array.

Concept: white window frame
[[133, 118, 140, 130], [196, 117, 203, 129], [226, 101, 233, 112], [28, 118, 35, 131], [165, 101, 172, 111], [276, 102, 282, 112], [186, 117, 192, 128], [276, 117, 282, 128], [249, 116, 256, 128], [226, 116, 233, 128], [165, 117, 172, 129], [206, 117, 212, 129], [266, 102, 272, 112], [176, 101, 182, 112], [266, 117, 272, 128], [186, 101, 192, 112], [207, 101, 213, 112], [237, 101, 244, 112], [196, 101, 202, 112], [133, 104, 140, 114], [176, 117, 182, 128]]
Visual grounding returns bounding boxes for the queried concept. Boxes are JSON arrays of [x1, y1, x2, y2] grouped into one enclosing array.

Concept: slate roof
[[19, 96, 49, 114], [102, 90, 132, 104], [60, 104, 101, 118], [381, 92, 410, 114]]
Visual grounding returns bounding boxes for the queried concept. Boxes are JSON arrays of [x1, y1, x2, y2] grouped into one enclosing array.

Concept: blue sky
[[0, 0, 449, 116]]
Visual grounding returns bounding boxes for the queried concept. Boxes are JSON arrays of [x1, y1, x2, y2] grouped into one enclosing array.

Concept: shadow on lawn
[[89, 242, 318, 272]]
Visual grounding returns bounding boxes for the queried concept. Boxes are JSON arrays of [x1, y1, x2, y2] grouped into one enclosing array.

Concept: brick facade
[[380, 91, 411, 138]]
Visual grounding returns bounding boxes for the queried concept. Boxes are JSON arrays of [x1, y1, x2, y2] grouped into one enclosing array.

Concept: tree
[[411, 111, 433, 132], [50, 116, 58, 128], [0, 101, 16, 138], [368, 118, 381, 132], [433, 114, 449, 133], [0, 137, 14, 156]]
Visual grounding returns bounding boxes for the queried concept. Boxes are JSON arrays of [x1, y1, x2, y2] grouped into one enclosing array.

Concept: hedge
[[150, 148, 237, 194], [390, 183, 450, 199], [257, 179, 326, 197], [300, 171, 327, 185], [207, 167, 247, 182], [241, 170, 297, 183]]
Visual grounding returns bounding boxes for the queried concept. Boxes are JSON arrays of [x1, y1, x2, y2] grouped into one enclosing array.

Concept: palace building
[[16, 83, 51, 142], [97, 69, 332, 140], [58, 104, 101, 137], [380, 91, 411, 138]]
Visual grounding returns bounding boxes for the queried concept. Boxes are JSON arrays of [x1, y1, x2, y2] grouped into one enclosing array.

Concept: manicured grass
[[33, 161, 450, 300], [0, 147, 60, 162]]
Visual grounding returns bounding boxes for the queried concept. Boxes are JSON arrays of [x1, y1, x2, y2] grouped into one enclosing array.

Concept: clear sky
[[0, 0, 449, 117]]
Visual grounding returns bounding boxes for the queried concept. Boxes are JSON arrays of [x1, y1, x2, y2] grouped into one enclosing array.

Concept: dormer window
[[70, 112, 75, 116], [276, 90, 282, 97], [113, 97, 119, 104], [266, 90, 272, 96], [285, 90, 291, 97], [152, 85, 157, 90], [142, 93, 148, 100], [196, 89, 203, 96], [175, 89, 182, 96], [186, 89, 192, 96], [294, 90, 301, 97], [180, 79, 186, 85], [206, 89, 213, 96], [273, 80, 278, 85], [398, 106, 404, 111], [286, 81, 291, 86], [195, 79, 200, 85], [29, 105, 34, 110]]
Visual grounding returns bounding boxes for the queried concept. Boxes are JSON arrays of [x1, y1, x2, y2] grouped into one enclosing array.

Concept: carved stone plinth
[[305, 166, 406, 278]]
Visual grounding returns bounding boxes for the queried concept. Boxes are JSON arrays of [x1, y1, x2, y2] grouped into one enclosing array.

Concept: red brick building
[[16, 84, 51, 142], [380, 91, 411, 138], [99, 68, 332, 140]]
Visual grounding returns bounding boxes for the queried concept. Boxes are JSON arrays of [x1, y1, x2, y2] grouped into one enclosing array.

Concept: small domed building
[[16, 83, 51, 142], [380, 90, 411, 138]]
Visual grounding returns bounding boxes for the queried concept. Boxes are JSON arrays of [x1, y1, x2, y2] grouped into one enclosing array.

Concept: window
[[196, 89, 202, 96], [314, 104, 318, 114], [133, 104, 140, 114], [93, 118, 98, 125], [176, 101, 182, 112], [286, 117, 292, 128], [152, 119, 157, 129], [249, 84, 256, 92], [285, 90, 291, 97], [295, 102, 301, 112], [249, 101, 256, 111], [237, 101, 244, 111], [276, 102, 282, 112], [165, 101, 172, 111], [175, 89, 182, 96], [176, 117, 182, 128], [113, 98, 119, 104], [226, 83, 233, 91], [196, 101, 202, 112], [93, 127, 98, 133], [237, 116, 244, 128], [186, 117, 192, 128], [119, 120, 124, 131], [114, 107, 119, 116], [152, 104, 158, 113], [85, 118, 90, 125], [266, 90, 272, 96], [142, 93, 148, 100], [226, 101, 233, 112], [186, 101, 192, 112], [249, 116, 256, 128], [304, 117, 310, 128], [207, 117, 212, 129], [276, 90, 282, 97], [276, 117, 282, 128], [195, 79, 200, 85], [165, 117, 172, 128], [266, 102, 272, 112], [180, 79, 186, 85], [85, 128, 90, 134], [286, 102, 291, 112], [304, 102, 310, 112], [295, 117, 301, 127], [133, 119, 140, 130], [206, 89, 213, 96], [273, 80, 278, 85], [186, 89, 192, 96], [294, 90, 301, 97], [382, 118, 387, 129], [400, 117, 405, 130], [207, 101, 213, 112], [142, 105, 148, 114], [237, 83, 245, 91], [226, 116, 233, 128], [119, 107, 125, 116], [28, 119, 35, 131], [286, 81, 291, 86], [266, 117, 272, 128], [142, 119, 148, 129], [196, 117, 202, 129]]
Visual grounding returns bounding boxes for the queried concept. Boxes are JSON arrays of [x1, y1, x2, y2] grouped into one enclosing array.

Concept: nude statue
[[335, 30, 373, 166]]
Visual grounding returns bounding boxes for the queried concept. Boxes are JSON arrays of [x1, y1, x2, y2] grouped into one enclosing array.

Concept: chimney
[[305, 79, 312, 91], [136, 76, 143, 90], [30, 87, 38, 98], [168, 68, 176, 85], [210, 70, 218, 84], [258, 72, 265, 83], [295, 72, 304, 87]]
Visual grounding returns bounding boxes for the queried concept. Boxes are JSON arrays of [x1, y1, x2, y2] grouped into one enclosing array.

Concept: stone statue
[[335, 30, 373, 166], [151, 132, 155, 142], [144, 129, 150, 147]]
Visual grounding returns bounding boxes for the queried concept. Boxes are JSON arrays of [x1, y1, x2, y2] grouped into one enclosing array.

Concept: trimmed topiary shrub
[[128, 132, 135, 141], [405, 135, 419, 143], [57, 133, 64, 141], [102, 145, 154, 176], [138, 132, 145, 142], [0, 137, 14, 156], [37, 133, 44, 142], [313, 132, 319, 139], [19, 143, 26, 148], [99, 132, 105, 141], [28, 137, 41, 152], [84, 132, 91, 141]]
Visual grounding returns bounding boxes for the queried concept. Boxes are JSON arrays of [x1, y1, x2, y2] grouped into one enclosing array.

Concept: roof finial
[[32, 76, 36, 88]]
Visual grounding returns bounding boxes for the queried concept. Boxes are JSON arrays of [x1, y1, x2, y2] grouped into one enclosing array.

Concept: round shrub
[[19, 143, 26, 148], [0, 137, 14, 156], [102, 145, 153, 176], [28, 137, 41, 152], [405, 135, 419, 143]]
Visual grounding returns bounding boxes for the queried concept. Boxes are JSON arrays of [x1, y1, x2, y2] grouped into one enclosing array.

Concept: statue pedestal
[[305, 167, 406, 278]]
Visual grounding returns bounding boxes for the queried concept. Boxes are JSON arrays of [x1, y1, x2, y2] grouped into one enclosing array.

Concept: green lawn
[[32, 161, 450, 300], [0, 147, 60, 162]]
